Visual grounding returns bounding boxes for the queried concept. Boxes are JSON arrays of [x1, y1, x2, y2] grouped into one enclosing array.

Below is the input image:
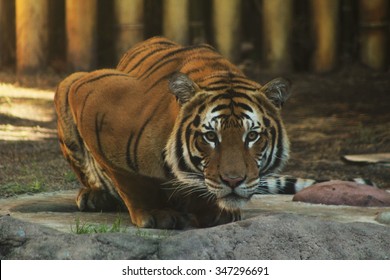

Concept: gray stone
[[1, 213, 390, 260], [159, 214, 390, 260], [376, 211, 390, 225], [0, 215, 159, 259]]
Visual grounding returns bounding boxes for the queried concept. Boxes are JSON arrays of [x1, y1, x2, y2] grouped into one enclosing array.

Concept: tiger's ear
[[261, 77, 291, 109], [169, 72, 200, 105]]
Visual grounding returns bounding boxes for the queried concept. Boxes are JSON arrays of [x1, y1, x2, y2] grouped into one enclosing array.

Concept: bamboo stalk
[[113, 0, 144, 62], [359, 0, 389, 71], [310, 0, 340, 73], [15, 0, 49, 74], [213, 0, 241, 62], [0, 0, 15, 68], [163, 0, 189, 45], [262, 0, 293, 73], [66, 0, 97, 71]]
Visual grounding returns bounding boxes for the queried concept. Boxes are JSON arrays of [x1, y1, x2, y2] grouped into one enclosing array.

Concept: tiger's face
[[166, 73, 291, 211]]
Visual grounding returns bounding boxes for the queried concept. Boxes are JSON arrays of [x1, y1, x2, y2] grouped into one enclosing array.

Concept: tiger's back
[[117, 37, 255, 95]]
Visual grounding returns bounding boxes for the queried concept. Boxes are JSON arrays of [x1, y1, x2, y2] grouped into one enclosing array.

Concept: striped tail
[[255, 176, 376, 195]]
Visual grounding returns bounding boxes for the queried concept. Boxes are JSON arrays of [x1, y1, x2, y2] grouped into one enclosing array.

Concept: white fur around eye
[[203, 131, 219, 147], [244, 130, 261, 148]]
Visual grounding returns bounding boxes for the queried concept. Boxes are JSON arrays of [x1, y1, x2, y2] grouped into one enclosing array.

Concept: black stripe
[[145, 72, 172, 93], [196, 73, 244, 84], [75, 129, 84, 154], [263, 116, 271, 127], [276, 178, 282, 194], [117, 39, 177, 70], [95, 112, 107, 161], [211, 104, 230, 113], [235, 102, 253, 112], [126, 133, 136, 171], [241, 112, 252, 120], [185, 126, 202, 172], [193, 115, 201, 127], [233, 85, 257, 92], [204, 85, 230, 92], [162, 150, 174, 179], [175, 116, 192, 172], [273, 122, 285, 171], [176, 126, 188, 172], [210, 91, 254, 103], [190, 155, 202, 171], [197, 104, 206, 114], [231, 78, 259, 87], [198, 78, 228, 87], [140, 57, 181, 80], [133, 116, 153, 171], [283, 178, 298, 194], [263, 126, 276, 172], [64, 140, 79, 153], [79, 89, 93, 128], [74, 73, 128, 94], [184, 55, 223, 74], [125, 47, 174, 75], [138, 45, 214, 80]]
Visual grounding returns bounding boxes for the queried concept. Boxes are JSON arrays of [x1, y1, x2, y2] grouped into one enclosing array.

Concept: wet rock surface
[[293, 181, 390, 207], [1, 191, 390, 259]]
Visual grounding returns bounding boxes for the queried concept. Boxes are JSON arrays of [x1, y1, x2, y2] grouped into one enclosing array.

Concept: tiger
[[54, 37, 368, 229]]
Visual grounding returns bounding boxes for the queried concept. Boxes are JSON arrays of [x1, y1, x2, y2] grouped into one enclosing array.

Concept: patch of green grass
[[1, 179, 46, 196], [71, 215, 126, 234]]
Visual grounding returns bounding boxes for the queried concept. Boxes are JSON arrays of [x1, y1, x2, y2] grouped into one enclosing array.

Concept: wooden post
[[163, 0, 189, 45], [359, 0, 389, 71], [113, 0, 144, 62], [66, 0, 97, 71], [310, 0, 340, 73], [262, 0, 293, 73], [0, 0, 15, 68], [15, 0, 49, 74], [213, 0, 241, 62]]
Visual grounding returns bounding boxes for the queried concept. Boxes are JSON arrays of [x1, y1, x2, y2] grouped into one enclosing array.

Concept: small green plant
[[71, 215, 126, 234], [29, 179, 44, 192], [0, 179, 45, 196]]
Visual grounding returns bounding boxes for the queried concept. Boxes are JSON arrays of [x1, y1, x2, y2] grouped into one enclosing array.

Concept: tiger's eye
[[246, 131, 259, 142], [204, 131, 218, 142]]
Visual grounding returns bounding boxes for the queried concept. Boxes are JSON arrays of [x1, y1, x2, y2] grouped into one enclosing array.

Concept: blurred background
[[0, 0, 389, 76]]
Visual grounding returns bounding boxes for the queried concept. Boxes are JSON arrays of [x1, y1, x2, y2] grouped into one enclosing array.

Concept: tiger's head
[[165, 72, 291, 211]]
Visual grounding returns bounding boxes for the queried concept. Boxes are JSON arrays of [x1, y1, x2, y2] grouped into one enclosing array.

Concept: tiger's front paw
[[130, 208, 197, 229], [76, 187, 122, 211]]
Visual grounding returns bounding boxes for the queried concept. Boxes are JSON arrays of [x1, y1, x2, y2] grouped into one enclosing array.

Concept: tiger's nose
[[220, 175, 245, 189]]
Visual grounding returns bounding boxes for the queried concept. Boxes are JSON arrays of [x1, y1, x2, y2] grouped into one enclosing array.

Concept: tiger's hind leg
[[55, 72, 124, 212], [73, 151, 125, 212]]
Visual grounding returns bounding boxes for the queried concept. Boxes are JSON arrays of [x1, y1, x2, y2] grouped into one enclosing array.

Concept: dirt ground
[[0, 65, 389, 199]]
